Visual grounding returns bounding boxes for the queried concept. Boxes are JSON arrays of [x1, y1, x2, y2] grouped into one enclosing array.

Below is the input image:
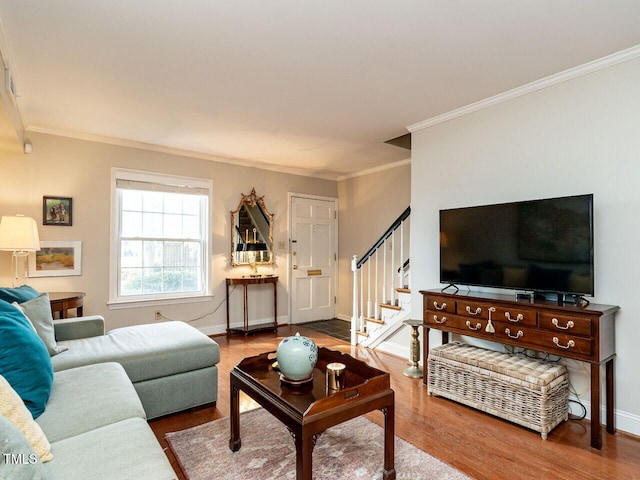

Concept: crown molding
[[25, 125, 340, 181], [337, 158, 410, 182], [408, 44, 640, 133]]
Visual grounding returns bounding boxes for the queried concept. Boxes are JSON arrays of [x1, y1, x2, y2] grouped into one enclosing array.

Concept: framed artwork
[[28, 240, 82, 277], [43, 196, 73, 226]]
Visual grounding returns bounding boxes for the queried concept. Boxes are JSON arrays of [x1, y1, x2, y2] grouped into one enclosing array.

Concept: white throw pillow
[[0, 374, 53, 462], [14, 293, 68, 356]]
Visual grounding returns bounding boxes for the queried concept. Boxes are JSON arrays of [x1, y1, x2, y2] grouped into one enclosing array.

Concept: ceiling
[[1, 1, 639, 179]]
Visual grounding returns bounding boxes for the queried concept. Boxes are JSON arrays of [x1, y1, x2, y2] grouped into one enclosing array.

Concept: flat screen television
[[439, 194, 594, 300]]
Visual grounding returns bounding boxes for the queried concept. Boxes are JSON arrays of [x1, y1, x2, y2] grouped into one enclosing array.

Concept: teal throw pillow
[[0, 285, 40, 304], [14, 293, 68, 356], [0, 301, 53, 418]]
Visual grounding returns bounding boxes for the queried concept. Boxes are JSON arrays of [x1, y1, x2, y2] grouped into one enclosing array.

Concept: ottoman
[[428, 341, 569, 439], [52, 320, 219, 419]]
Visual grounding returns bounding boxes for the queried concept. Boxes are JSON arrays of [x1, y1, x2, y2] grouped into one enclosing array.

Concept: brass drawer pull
[[433, 301, 447, 311], [552, 318, 575, 330], [505, 312, 524, 323], [504, 328, 523, 339], [466, 320, 482, 331], [466, 306, 482, 316], [433, 315, 447, 324], [553, 337, 576, 349]]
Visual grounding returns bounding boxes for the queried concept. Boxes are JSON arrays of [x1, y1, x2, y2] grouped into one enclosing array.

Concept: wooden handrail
[[356, 206, 410, 269]]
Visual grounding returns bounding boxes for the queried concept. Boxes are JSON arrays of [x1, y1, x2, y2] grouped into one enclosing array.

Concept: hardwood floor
[[150, 324, 640, 480]]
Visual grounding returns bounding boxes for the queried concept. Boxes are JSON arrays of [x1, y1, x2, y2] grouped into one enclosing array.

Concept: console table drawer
[[539, 312, 592, 336], [426, 314, 494, 338], [456, 301, 538, 328], [495, 325, 592, 357], [493, 305, 537, 327], [426, 295, 455, 314]]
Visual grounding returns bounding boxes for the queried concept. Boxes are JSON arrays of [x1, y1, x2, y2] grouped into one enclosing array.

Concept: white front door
[[290, 194, 337, 324]]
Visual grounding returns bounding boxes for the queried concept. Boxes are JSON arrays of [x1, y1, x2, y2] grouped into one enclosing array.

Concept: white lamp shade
[[0, 216, 41, 252]]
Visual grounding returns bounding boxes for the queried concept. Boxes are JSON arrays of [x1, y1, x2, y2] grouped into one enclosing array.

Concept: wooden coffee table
[[229, 347, 396, 480]]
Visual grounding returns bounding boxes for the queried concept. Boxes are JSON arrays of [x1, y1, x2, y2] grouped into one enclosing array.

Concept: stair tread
[[364, 316, 384, 325], [396, 288, 411, 294], [356, 330, 369, 337], [380, 303, 402, 311]]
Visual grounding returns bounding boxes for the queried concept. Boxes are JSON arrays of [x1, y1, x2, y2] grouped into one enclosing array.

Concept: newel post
[[351, 255, 358, 345]]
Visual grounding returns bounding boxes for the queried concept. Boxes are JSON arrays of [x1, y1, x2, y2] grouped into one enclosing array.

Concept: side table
[[49, 292, 86, 319], [226, 276, 278, 335]]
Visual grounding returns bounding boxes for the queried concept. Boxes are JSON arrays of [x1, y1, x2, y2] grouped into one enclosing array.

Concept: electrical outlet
[[155, 310, 162, 321]]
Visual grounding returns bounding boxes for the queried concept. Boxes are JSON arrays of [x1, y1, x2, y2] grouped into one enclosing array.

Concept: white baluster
[[391, 230, 396, 306], [366, 260, 372, 319], [374, 249, 379, 320], [351, 255, 358, 345], [382, 239, 388, 306]]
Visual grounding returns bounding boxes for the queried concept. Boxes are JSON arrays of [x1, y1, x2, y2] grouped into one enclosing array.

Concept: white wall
[[410, 56, 640, 435], [0, 132, 337, 334], [337, 161, 411, 321]]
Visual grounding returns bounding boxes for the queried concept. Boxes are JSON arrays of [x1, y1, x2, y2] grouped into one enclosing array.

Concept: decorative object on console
[[28, 240, 82, 277], [230, 188, 273, 274], [43, 196, 72, 226], [276, 332, 318, 384], [0, 215, 41, 287]]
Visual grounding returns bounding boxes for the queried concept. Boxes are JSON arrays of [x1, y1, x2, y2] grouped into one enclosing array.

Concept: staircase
[[351, 207, 411, 349]]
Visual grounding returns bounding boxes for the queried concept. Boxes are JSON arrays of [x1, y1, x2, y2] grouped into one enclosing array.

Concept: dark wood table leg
[[293, 430, 313, 480], [243, 284, 249, 335], [606, 357, 615, 434], [225, 281, 230, 334], [382, 401, 396, 480], [422, 326, 430, 385], [229, 380, 241, 451], [273, 281, 278, 331], [590, 363, 602, 449]]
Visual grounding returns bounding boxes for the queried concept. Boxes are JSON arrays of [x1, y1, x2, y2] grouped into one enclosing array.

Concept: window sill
[[107, 294, 214, 310]]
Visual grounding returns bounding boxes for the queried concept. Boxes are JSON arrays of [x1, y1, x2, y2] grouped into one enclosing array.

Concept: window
[[110, 169, 212, 306]]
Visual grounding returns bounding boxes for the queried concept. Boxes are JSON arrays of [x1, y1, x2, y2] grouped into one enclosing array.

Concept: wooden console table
[[49, 292, 85, 319], [420, 288, 618, 449], [226, 276, 278, 335]]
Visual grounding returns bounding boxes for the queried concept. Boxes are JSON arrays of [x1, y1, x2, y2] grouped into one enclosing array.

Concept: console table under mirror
[[230, 188, 274, 276]]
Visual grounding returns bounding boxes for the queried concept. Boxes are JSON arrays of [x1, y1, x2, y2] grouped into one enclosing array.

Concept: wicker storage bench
[[428, 342, 569, 439]]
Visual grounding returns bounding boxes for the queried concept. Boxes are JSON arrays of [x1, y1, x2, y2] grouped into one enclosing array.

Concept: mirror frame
[[230, 188, 274, 267]]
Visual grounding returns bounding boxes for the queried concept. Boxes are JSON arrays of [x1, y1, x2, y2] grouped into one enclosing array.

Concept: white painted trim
[[408, 44, 640, 133], [337, 158, 411, 181], [25, 124, 339, 181]]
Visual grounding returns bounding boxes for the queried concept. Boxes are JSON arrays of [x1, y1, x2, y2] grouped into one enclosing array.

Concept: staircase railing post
[[391, 230, 396, 306], [351, 255, 358, 345], [398, 218, 405, 289]]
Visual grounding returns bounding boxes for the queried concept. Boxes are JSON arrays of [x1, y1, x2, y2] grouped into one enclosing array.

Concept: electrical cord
[[156, 285, 237, 323]]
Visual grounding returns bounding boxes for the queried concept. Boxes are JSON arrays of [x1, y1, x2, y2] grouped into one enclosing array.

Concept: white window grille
[[109, 168, 212, 305]]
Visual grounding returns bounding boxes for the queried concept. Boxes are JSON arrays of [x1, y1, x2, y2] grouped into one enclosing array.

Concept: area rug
[[166, 408, 470, 480]]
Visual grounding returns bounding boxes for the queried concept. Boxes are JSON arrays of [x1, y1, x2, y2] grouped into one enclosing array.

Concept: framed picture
[[28, 241, 82, 277], [43, 196, 73, 226]]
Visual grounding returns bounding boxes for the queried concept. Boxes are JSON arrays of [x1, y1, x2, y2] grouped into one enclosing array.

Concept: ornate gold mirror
[[230, 188, 274, 274]]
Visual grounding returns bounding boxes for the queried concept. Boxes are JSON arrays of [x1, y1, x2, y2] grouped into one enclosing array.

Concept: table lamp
[[0, 215, 41, 286]]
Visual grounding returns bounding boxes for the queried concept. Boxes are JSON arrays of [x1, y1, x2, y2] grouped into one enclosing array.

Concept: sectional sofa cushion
[[14, 293, 69, 356], [0, 301, 53, 418], [0, 374, 53, 462], [0, 285, 40, 303], [43, 417, 176, 480], [0, 416, 48, 480], [36, 363, 146, 443]]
